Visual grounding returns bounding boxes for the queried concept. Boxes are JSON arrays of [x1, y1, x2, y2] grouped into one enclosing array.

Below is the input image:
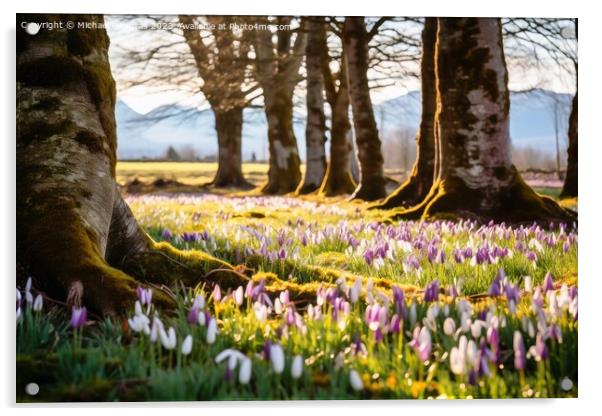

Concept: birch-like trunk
[[253, 19, 304, 194], [343, 17, 387, 201], [395, 18, 574, 223], [377, 17, 438, 209], [431, 18, 573, 221], [318, 46, 356, 196], [297, 17, 327, 194]]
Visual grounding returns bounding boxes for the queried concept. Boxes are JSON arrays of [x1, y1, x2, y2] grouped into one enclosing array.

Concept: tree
[[317, 32, 356, 196], [393, 17, 574, 223], [502, 18, 577, 198], [112, 15, 255, 188], [297, 17, 328, 194], [561, 91, 577, 198], [16, 14, 255, 316], [374, 17, 438, 209], [253, 17, 306, 194], [178, 15, 253, 188], [342, 17, 387, 201], [560, 20, 578, 198]]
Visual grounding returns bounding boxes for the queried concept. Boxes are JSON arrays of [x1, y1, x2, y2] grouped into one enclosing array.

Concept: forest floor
[[16, 163, 578, 401]]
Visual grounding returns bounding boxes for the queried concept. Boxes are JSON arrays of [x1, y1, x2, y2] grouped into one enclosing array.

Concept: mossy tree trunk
[[318, 45, 356, 196], [297, 17, 328, 195], [342, 17, 387, 201], [375, 17, 438, 209], [16, 14, 253, 316], [392, 18, 574, 223], [179, 15, 251, 188], [253, 17, 304, 195]]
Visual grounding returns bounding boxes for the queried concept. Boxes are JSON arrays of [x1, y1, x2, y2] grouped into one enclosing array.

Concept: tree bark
[[318, 44, 356, 196], [297, 17, 327, 194], [560, 93, 577, 199], [375, 17, 438, 209], [179, 15, 251, 188], [213, 107, 252, 188], [342, 17, 387, 201], [253, 18, 304, 194], [16, 14, 253, 316], [392, 18, 574, 223]]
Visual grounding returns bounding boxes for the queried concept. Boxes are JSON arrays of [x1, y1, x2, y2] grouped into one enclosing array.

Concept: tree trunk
[[253, 19, 304, 195], [318, 45, 356, 196], [297, 17, 327, 194], [393, 18, 574, 223], [16, 14, 252, 316], [560, 92, 577, 198], [179, 15, 252, 189], [343, 17, 387, 201], [375, 17, 438, 209], [212, 106, 252, 188]]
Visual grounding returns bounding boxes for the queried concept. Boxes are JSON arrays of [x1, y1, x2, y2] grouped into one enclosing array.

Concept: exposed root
[[389, 169, 576, 225]]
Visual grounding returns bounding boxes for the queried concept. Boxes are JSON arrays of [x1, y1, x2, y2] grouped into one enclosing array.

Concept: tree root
[[389, 170, 577, 225]]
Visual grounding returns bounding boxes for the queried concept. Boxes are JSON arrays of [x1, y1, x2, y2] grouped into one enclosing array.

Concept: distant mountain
[[115, 88, 573, 160]]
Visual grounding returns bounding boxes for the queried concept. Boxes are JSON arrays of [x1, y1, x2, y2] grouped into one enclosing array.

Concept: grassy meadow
[[16, 162, 578, 401]]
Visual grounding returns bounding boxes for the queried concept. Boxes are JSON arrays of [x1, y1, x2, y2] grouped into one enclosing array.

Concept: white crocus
[[524, 276, 533, 293], [270, 344, 285, 374], [33, 294, 43, 312], [135, 300, 143, 316], [443, 317, 456, 336], [239, 357, 252, 384], [206, 318, 218, 344], [160, 326, 177, 350], [234, 286, 244, 306], [291, 355, 303, 379], [181, 334, 193, 355], [349, 369, 364, 391]]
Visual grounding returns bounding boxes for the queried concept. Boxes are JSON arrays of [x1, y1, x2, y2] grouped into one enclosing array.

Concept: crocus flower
[[239, 357, 252, 384], [136, 287, 152, 306], [524, 276, 533, 293], [349, 369, 364, 391], [206, 318, 217, 344], [160, 326, 177, 350], [411, 326, 432, 362], [128, 314, 150, 333], [161, 228, 173, 241], [212, 285, 222, 302], [270, 343, 285, 374], [443, 317, 456, 336], [424, 279, 439, 302], [70, 307, 87, 329], [234, 286, 244, 306], [513, 331, 526, 370], [450, 336, 468, 375], [528, 333, 548, 361], [291, 355, 304, 379], [188, 307, 200, 325], [33, 294, 43, 312], [543, 272, 555, 292], [181, 334, 193, 355]]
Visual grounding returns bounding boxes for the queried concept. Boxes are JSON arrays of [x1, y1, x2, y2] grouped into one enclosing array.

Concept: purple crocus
[[423, 279, 439, 302], [136, 287, 152, 306], [161, 228, 173, 241], [392, 286, 406, 319], [70, 306, 87, 329], [543, 272, 555, 292]]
